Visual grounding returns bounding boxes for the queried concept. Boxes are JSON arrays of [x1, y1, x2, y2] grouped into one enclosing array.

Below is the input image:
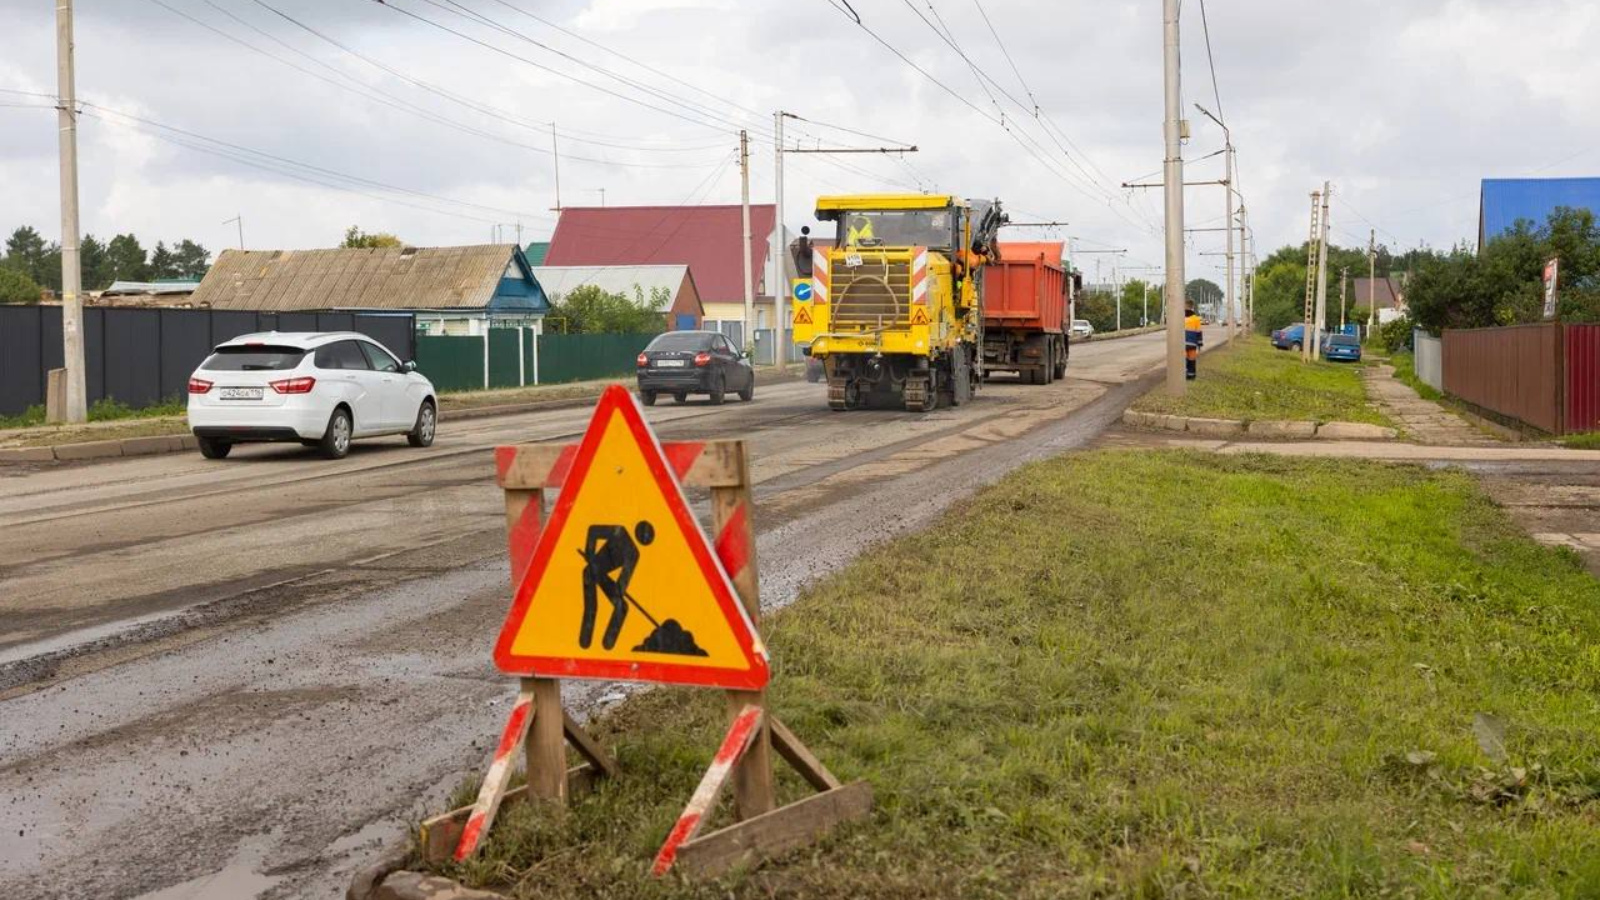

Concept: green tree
[[80, 234, 114, 290], [107, 233, 149, 282], [149, 241, 178, 280], [1186, 278, 1222, 312], [548, 284, 668, 334], [171, 239, 210, 280], [342, 226, 404, 249], [0, 266, 43, 304], [3, 225, 60, 289]]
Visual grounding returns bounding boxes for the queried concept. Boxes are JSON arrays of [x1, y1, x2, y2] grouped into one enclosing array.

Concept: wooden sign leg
[[527, 677, 567, 803], [710, 442, 775, 821], [452, 683, 536, 861]]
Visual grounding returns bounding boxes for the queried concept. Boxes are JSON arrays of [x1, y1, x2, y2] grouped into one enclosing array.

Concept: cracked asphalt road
[[0, 330, 1213, 900]]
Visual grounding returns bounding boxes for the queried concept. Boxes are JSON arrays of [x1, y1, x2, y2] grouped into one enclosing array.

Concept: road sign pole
[[712, 441, 775, 819]]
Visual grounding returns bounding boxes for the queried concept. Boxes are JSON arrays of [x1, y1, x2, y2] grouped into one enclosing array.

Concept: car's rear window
[[201, 345, 306, 371], [648, 332, 714, 352]]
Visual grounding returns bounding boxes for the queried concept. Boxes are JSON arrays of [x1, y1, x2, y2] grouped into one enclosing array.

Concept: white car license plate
[[219, 387, 264, 400], [655, 359, 686, 367]]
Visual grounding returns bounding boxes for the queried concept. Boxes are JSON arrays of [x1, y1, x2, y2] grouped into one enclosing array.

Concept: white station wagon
[[186, 332, 437, 460]]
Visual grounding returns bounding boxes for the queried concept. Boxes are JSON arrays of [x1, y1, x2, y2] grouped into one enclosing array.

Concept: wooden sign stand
[[419, 438, 872, 878]]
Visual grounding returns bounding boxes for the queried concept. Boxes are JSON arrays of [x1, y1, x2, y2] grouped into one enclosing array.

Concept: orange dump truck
[[980, 242, 1079, 384]]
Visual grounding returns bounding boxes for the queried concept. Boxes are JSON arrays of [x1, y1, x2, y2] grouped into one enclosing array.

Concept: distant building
[[544, 204, 791, 348], [92, 280, 201, 307], [190, 244, 549, 336], [1479, 177, 1600, 250], [532, 264, 703, 332], [1351, 276, 1408, 324], [523, 241, 550, 266]]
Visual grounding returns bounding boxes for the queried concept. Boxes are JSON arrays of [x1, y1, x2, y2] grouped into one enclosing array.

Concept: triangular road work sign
[[792, 305, 813, 325], [493, 386, 769, 690], [909, 306, 930, 326]]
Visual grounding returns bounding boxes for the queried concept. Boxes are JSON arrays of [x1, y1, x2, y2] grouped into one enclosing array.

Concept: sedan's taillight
[[693, 351, 711, 367], [637, 353, 649, 367], [269, 376, 317, 394], [187, 377, 213, 394]]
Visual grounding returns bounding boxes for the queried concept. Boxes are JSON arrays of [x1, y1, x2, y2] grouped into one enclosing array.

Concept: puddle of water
[[131, 837, 281, 900]]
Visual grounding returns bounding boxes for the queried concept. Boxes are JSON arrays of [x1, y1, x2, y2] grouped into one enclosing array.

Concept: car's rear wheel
[[197, 436, 232, 460], [319, 407, 352, 460], [639, 390, 658, 407], [1291, 341, 1303, 352], [407, 400, 436, 448]]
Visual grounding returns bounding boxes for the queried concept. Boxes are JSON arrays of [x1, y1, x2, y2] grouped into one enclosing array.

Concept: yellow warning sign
[[493, 386, 769, 689], [793, 305, 813, 325], [910, 306, 930, 326]]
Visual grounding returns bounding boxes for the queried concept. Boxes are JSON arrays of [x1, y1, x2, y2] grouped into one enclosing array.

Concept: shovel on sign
[[576, 550, 708, 657]]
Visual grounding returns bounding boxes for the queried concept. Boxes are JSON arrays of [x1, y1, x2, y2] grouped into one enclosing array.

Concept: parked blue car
[[1321, 333, 1362, 363], [1271, 323, 1310, 351]]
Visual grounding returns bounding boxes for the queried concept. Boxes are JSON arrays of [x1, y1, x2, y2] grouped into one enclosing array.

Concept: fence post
[[482, 324, 490, 390], [517, 326, 526, 387], [1556, 322, 1567, 435], [532, 326, 541, 385]]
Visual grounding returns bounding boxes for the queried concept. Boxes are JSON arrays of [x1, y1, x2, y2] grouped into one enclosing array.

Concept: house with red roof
[[544, 204, 789, 347]]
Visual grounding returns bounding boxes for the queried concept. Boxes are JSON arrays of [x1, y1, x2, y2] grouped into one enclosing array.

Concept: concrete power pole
[[550, 122, 562, 212], [1339, 267, 1349, 330], [771, 111, 788, 372], [1161, 0, 1187, 394], [739, 130, 754, 353], [55, 0, 87, 424], [1366, 229, 1377, 341], [1312, 182, 1332, 358]]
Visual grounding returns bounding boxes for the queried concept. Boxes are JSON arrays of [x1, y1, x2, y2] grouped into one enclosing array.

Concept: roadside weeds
[[409, 449, 1600, 899]]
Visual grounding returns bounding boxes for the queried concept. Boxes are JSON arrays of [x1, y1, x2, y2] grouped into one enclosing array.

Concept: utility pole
[[222, 215, 243, 250], [1366, 229, 1377, 341], [1195, 104, 1235, 343], [55, 0, 87, 424], [1161, 0, 1187, 393], [1312, 183, 1332, 358], [1300, 191, 1321, 362], [550, 122, 562, 211], [1339, 267, 1348, 330], [772, 111, 787, 371], [739, 129, 754, 354]]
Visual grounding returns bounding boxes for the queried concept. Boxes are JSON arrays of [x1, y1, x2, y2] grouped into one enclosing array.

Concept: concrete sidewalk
[[1362, 364, 1495, 446], [1098, 431, 1600, 463]]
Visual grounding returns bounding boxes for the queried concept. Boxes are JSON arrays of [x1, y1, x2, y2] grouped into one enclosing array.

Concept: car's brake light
[[187, 377, 213, 394], [269, 376, 317, 394], [693, 351, 711, 367], [637, 353, 649, 367]]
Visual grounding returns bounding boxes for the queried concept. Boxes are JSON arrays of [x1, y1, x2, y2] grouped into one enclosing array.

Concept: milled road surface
[[0, 330, 1213, 900]]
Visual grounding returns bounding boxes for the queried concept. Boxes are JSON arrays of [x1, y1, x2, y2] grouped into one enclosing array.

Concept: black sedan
[[635, 331, 754, 406]]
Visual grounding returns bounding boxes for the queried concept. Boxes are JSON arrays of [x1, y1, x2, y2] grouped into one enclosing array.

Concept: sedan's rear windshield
[[201, 345, 307, 371], [648, 333, 713, 352]]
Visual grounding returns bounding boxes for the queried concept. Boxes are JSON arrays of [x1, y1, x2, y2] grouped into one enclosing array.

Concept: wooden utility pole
[[56, 0, 87, 424], [1162, 0, 1187, 393], [739, 130, 754, 353]]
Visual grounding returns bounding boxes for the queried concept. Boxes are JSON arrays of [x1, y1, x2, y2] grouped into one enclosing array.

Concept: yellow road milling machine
[[791, 194, 1006, 412]]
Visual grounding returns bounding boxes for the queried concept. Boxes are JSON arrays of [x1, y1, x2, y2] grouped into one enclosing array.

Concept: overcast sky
[[2, 0, 1597, 285]]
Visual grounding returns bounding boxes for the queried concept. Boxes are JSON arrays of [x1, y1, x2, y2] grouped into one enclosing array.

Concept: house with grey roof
[[189, 244, 550, 336]]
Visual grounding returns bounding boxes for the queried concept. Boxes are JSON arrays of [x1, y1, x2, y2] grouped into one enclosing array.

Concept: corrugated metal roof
[[524, 241, 550, 266], [544, 204, 775, 303], [1351, 277, 1403, 310], [531, 264, 689, 300], [1480, 177, 1600, 248], [191, 244, 534, 311], [100, 280, 200, 296]]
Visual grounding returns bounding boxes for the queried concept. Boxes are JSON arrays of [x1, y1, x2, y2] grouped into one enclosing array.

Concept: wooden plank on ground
[[673, 781, 874, 877], [562, 710, 619, 779]]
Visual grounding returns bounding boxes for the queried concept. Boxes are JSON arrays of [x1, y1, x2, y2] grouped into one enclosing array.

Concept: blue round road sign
[[793, 282, 813, 301]]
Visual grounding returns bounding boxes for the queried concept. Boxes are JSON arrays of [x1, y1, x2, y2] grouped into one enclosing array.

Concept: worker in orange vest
[[1184, 306, 1203, 380]]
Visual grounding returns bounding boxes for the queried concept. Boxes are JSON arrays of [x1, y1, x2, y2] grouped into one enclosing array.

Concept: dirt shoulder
[[411, 449, 1600, 898]]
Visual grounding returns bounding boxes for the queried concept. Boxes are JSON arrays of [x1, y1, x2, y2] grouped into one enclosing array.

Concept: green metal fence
[[537, 333, 656, 383], [413, 335, 483, 393], [413, 331, 655, 391]]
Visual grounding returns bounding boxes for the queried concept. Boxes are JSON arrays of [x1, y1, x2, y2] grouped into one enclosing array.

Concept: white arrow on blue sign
[[793, 282, 813, 302]]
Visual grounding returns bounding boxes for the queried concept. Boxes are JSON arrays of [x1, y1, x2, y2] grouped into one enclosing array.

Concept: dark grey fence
[[0, 306, 415, 416]]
